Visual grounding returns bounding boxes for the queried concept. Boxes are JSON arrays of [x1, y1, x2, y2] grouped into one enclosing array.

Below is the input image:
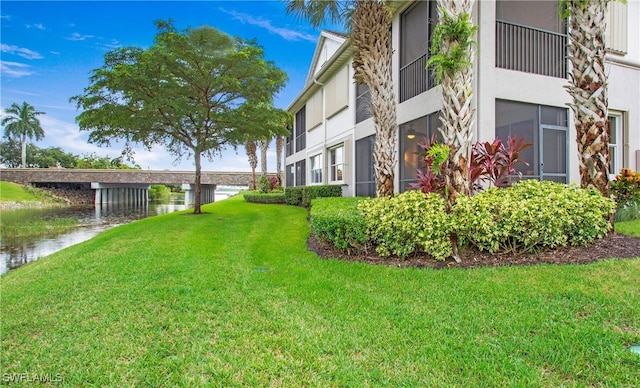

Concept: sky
[[0, 0, 341, 171]]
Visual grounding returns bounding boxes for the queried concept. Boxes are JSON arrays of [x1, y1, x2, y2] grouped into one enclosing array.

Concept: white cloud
[[219, 8, 316, 43], [65, 32, 95, 41], [26, 23, 45, 30], [0, 61, 34, 77], [50, 51, 61, 55], [0, 43, 43, 59], [0, 15, 10, 20]]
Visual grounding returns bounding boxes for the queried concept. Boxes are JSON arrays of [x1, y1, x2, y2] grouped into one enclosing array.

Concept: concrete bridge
[[0, 168, 258, 206]]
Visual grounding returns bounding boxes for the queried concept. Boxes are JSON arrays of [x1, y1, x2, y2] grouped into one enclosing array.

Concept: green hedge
[[358, 191, 454, 260], [312, 180, 615, 260], [243, 191, 286, 205], [310, 197, 368, 253], [455, 180, 614, 253], [285, 185, 342, 207]]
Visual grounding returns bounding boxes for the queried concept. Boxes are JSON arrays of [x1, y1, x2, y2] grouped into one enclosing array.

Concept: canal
[[1, 187, 242, 275]]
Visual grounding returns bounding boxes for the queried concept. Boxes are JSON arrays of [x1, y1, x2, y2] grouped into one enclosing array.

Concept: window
[[295, 106, 306, 152], [608, 114, 624, 177], [306, 91, 322, 130], [355, 135, 376, 197], [285, 129, 294, 157], [325, 66, 349, 118], [606, 1, 628, 54], [355, 83, 372, 123], [329, 145, 344, 183], [400, 0, 438, 102], [399, 112, 442, 192], [495, 99, 568, 183], [286, 164, 294, 187], [310, 153, 323, 184], [295, 159, 306, 186]]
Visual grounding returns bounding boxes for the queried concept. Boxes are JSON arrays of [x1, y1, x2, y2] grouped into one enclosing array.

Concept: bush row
[[310, 197, 368, 253], [242, 191, 286, 204], [310, 180, 615, 260], [285, 185, 342, 207]]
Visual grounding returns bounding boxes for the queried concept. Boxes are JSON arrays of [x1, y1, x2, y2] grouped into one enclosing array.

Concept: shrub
[[310, 197, 369, 253], [358, 191, 454, 260], [454, 180, 614, 253], [611, 169, 640, 222], [285, 185, 342, 207], [243, 191, 286, 204]]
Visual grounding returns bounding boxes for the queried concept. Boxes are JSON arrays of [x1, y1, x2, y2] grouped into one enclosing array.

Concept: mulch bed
[[308, 233, 640, 270]]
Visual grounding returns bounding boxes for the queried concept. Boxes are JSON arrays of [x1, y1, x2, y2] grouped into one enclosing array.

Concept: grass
[[1, 196, 639, 386], [616, 219, 640, 238], [0, 217, 79, 238], [0, 181, 40, 202]]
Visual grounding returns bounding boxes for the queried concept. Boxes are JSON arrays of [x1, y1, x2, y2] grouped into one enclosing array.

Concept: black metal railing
[[496, 20, 567, 78], [399, 53, 434, 103]]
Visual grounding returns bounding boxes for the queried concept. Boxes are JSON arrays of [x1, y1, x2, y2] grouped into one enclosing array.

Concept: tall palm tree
[[562, 0, 610, 196], [287, 0, 398, 197], [1, 101, 46, 168], [245, 139, 258, 190], [428, 0, 477, 207], [275, 135, 284, 186], [260, 138, 269, 177]]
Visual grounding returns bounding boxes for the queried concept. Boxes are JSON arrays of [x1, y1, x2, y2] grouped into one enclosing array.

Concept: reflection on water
[[1, 201, 188, 275]]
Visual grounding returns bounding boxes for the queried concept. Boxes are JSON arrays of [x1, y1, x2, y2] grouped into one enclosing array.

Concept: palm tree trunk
[[565, 0, 610, 197], [246, 140, 258, 190], [351, 0, 397, 197], [21, 132, 27, 168], [436, 0, 475, 206], [276, 136, 283, 187], [260, 139, 269, 177]]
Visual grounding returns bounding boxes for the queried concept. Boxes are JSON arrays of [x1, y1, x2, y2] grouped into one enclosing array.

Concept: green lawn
[[616, 219, 640, 238], [1, 196, 639, 386], [0, 181, 40, 202]]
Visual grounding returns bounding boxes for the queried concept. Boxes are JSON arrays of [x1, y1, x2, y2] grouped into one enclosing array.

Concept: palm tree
[[562, 0, 610, 196], [287, 0, 398, 197], [428, 0, 477, 207], [275, 135, 284, 186], [260, 138, 269, 177], [245, 139, 258, 190], [1, 101, 46, 168]]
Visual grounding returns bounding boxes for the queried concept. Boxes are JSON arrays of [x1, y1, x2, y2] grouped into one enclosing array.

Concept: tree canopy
[[72, 20, 288, 213], [1, 101, 46, 168]]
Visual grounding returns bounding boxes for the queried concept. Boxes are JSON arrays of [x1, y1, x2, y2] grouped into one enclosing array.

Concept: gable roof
[[305, 30, 348, 85]]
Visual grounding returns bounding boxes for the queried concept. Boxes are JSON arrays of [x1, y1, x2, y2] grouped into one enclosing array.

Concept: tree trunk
[[351, 0, 397, 197], [565, 0, 610, 197], [246, 140, 258, 190], [193, 151, 202, 214], [276, 136, 283, 187], [21, 132, 27, 168], [260, 139, 269, 177], [436, 0, 476, 206]]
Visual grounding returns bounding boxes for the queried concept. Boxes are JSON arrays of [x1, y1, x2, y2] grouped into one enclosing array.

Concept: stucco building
[[285, 0, 640, 197]]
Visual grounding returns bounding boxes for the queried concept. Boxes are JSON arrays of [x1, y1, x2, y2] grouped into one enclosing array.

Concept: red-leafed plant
[[412, 135, 531, 195], [471, 136, 531, 189], [409, 134, 447, 194]]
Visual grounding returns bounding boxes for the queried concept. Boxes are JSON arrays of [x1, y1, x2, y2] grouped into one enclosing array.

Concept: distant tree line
[[0, 139, 139, 169]]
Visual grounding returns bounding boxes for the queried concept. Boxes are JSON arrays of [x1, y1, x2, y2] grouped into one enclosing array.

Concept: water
[[0, 201, 191, 275]]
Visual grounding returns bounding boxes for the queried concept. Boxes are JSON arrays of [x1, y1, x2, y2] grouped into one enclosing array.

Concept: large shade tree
[[1, 101, 46, 168], [286, 0, 398, 197], [72, 21, 287, 213], [561, 0, 611, 196]]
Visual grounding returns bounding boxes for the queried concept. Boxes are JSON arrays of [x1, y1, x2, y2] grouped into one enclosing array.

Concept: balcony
[[399, 53, 435, 103], [496, 20, 567, 78]]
